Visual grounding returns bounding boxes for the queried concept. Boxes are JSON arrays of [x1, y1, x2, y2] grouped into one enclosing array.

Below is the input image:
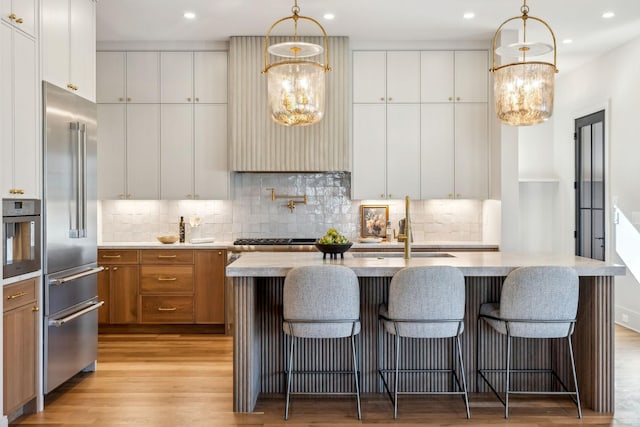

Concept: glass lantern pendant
[[262, 0, 331, 126], [490, 0, 558, 126]]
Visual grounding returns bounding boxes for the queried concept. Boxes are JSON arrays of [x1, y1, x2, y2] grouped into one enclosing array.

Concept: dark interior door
[[575, 110, 605, 260]]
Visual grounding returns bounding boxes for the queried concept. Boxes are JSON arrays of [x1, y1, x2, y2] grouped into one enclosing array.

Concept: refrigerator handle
[[69, 122, 87, 238], [48, 266, 104, 286], [80, 122, 87, 238], [48, 301, 104, 327]]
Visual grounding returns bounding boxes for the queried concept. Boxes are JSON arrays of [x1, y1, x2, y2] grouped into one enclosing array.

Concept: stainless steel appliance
[[232, 237, 317, 252], [42, 81, 103, 394], [2, 199, 41, 278]]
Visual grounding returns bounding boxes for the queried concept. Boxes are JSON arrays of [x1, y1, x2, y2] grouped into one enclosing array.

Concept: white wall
[[521, 34, 640, 330]]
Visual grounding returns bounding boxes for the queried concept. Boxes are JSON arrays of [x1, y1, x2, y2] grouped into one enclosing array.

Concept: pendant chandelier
[[262, 0, 331, 127], [490, 0, 558, 126]]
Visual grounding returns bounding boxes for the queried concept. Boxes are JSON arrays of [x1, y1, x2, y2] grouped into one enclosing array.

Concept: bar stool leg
[[456, 334, 471, 419], [351, 334, 362, 420], [567, 336, 583, 419], [285, 336, 295, 420], [505, 334, 511, 419], [394, 333, 401, 419]]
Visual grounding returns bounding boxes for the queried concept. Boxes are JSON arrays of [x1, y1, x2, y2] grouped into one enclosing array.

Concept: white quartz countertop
[[226, 251, 626, 278], [98, 241, 233, 249], [98, 241, 497, 250]]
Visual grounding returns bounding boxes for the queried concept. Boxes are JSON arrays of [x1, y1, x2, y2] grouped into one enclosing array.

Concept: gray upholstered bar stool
[[477, 266, 582, 418], [282, 265, 362, 420], [378, 266, 470, 419]]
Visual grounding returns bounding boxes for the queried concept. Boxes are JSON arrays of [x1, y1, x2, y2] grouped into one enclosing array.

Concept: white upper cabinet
[[194, 51, 227, 103], [96, 51, 125, 103], [386, 104, 421, 199], [97, 104, 126, 199], [126, 104, 160, 199], [454, 103, 488, 198], [97, 51, 161, 103], [353, 51, 420, 104], [386, 51, 420, 103], [161, 52, 193, 103], [420, 103, 455, 199], [42, 0, 96, 101], [352, 104, 386, 199], [421, 50, 488, 103], [2, 0, 36, 36], [194, 104, 227, 199], [126, 52, 160, 103], [160, 104, 193, 198], [1, 22, 38, 199]]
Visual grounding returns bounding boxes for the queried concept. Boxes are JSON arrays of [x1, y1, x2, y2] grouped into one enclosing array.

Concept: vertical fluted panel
[[229, 36, 350, 172], [234, 274, 615, 413], [574, 276, 614, 412], [233, 277, 260, 412]]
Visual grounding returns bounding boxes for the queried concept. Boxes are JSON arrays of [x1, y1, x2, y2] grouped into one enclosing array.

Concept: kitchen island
[[226, 251, 625, 414]]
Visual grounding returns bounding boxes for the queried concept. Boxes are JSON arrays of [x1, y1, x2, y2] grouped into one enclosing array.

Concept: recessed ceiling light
[[602, 11, 615, 19], [184, 11, 196, 19], [323, 13, 335, 20], [463, 12, 475, 19], [562, 39, 573, 44]]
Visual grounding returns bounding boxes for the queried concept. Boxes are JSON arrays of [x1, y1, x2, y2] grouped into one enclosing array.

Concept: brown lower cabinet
[[3, 278, 38, 415], [97, 248, 225, 326]]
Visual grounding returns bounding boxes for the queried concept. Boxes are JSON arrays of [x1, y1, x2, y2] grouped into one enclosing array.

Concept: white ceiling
[[97, 0, 640, 72]]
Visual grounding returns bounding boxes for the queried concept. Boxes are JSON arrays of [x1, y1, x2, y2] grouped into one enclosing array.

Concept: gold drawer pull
[[157, 255, 177, 259], [157, 277, 177, 281], [32, 306, 39, 312], [157, 307, 177, 312], [7, 291, 27, 300], [102, 254, 121, 259], [15, 17, 23, 24]]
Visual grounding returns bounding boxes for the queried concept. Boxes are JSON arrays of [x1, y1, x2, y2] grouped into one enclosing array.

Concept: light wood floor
[[10, 326, 640, 426]]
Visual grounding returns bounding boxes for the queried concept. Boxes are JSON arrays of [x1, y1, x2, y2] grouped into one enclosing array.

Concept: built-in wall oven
[[2, 199, 41, 278]]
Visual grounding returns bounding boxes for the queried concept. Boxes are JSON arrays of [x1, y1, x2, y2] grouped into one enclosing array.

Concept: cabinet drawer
[[4, 278, 37, 312], [141, 296, 194, 323], [140, 266, 194, 293], [99, 249, 139, 264], [140, 250, 194, 264]]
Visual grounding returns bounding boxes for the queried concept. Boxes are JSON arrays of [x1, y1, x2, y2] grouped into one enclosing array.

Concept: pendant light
[[490, 0, 558, 126], [262, 0, 331, 126]]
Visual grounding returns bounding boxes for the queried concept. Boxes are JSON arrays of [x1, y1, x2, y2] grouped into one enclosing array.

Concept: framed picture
[[361, 205, 389, 238]]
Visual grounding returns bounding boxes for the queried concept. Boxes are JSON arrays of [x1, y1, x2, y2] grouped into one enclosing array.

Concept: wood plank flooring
[[10, 326, 640, 426]]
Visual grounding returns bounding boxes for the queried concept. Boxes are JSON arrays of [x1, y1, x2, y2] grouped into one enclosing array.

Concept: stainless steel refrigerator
[[42, 81, 103, 394]]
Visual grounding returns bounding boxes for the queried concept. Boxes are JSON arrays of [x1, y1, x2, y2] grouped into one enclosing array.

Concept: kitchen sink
[[351, 252, 454, 258]]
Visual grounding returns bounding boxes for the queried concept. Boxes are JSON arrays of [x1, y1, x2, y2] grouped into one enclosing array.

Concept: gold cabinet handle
[[157, 277, 177, 281], [157, 307, 177, 312], [127, 97, 131, 102], [32, 306, 39, 312], [113, 267, 119, 271], [8, 13, 16, 20], [186, 194, 193, 199], [448, 193, 454, 199], [388, 194, 393, 198], [187, 97, 191, 102], [195, 97, 199, 102], [388, 97, 393, 101], [380, 193, 385, 198], [456, 97, 461, 101], [118, 97, 124, 102], [7, 291, 27, 300], [15, 17, 23, 24], [126, 194, 132, 199], [456, 193, 461, 198], [9, 188, 25, 194], [448, 97, 453, 101], [379, 97, 384, 101], [104, 267, 110, 271], [157, 255, 177, 259], [102, 254, 121, 259], [218, 251, 222, 256]]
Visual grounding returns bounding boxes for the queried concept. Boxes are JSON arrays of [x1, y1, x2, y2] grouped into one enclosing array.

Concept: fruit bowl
[[157, 235, 179, 244], [315, 242, 353, 259]]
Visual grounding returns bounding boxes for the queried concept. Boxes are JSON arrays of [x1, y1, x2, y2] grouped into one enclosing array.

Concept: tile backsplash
[[100, 173, 489, 243]]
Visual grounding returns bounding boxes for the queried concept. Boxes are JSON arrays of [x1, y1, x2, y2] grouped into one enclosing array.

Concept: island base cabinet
[[3, 278, 38, 416], [195, 250, 225, 324]]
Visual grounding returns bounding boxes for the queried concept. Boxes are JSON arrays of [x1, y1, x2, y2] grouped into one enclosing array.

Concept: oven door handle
[[48, 301, 104, 327], [48, 266, 104, 286]]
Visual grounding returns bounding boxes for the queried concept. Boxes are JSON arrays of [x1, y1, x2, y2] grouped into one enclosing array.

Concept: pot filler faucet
[[396, 196, 411, 260]]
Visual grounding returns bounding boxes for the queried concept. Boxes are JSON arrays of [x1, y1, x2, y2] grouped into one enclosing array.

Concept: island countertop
[[226, 251, 626, 277]]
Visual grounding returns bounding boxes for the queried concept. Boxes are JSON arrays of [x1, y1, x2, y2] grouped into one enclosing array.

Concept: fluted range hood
[[229, 36, 350, 172]]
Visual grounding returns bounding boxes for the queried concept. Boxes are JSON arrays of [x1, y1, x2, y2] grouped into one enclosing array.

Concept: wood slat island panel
[[228, 252, 624, 414]]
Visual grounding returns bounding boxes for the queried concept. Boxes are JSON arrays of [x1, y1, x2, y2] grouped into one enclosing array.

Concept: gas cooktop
[[233, 238, 317, 246]]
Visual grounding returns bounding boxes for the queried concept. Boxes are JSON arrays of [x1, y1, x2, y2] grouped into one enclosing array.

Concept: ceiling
[[97, 0, 640, 72]]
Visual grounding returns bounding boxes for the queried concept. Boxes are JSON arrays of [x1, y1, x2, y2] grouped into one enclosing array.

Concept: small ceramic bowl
[[157, 235, 179, 244]]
